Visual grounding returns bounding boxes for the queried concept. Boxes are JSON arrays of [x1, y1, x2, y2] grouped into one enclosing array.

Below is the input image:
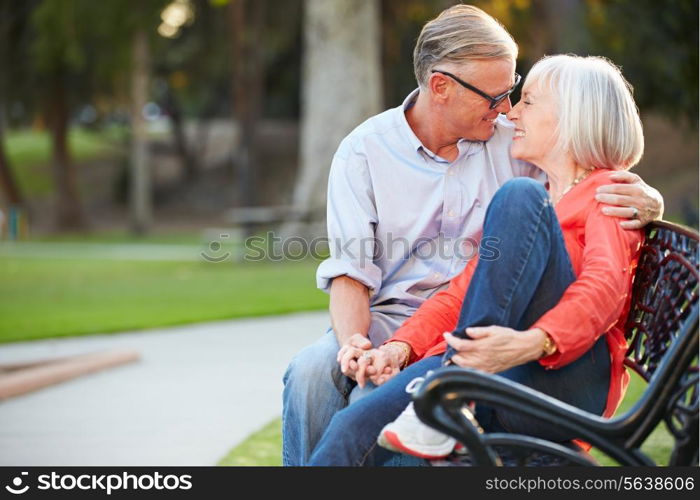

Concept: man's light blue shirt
[[317, 89, 544, 341]]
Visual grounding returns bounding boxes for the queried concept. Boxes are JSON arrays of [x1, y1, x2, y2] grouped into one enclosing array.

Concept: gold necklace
[[562, 168, 594, 195], [554, 168, 594, 205]]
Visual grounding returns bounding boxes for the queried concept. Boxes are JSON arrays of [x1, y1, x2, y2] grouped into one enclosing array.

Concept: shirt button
[[447, 210, 456, 217], [434, 273, 441, 279], [447, 171, 454, 177]]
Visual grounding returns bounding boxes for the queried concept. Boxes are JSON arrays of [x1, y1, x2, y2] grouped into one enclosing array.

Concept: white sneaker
[[377, 402, 457, 459], [377, 372, 457, 459]]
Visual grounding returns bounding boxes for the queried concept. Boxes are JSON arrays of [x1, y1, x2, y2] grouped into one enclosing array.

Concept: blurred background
[[0, 0, 697, 466], [0, 0, 697, 240]]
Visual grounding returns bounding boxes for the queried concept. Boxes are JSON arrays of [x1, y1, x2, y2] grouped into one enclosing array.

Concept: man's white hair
[[526, 54, 644, 170], [413, 5, 518, 89]]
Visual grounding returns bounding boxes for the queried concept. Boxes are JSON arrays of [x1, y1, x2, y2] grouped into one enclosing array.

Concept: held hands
[[337, 333, 372, 381], [444, 326, 547, 373], [337, 334, 405, 388], [363, 343, 406, 387], [595, 170, 664, 229]]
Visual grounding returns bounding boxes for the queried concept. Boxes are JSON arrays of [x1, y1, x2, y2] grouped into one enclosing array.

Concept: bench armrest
[[413, 367, 652, 465]]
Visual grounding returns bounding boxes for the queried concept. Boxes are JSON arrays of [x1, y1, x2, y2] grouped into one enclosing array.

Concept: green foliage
[[31, 0, 86, 73], [586, 0, 698, 125], [155, 0, 302, 119], [7, 0, 698, 123], [382, 0, 697, 126], [27, 0, 168, 115], [0, 256, 326, 343]]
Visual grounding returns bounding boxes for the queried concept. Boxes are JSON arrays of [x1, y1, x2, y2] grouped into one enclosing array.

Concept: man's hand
[[595, 170, 664, 229], [337, 333, 372, 381], [444, 326, 545, 373]]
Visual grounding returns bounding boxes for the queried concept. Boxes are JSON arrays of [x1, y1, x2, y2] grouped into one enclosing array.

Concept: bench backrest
[[625, 220, 698, 378], [623, 220, 698, 465]]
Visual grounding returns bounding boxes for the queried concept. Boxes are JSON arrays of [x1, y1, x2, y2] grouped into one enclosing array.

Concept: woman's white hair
[[413, 5, 518, 89], [526, 54, 644, 170]]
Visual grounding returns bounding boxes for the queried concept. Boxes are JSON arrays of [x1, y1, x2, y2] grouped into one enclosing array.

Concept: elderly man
[[282, 4, 662, 466]]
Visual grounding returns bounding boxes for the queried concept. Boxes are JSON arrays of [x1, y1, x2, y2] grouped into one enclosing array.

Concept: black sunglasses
[[431, 69, 522, 110]]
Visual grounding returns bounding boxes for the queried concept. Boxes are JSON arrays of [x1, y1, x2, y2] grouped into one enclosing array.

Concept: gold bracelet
[[386, 341, 411, 369]]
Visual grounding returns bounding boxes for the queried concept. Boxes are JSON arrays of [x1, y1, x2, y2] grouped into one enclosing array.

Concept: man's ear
[[428, 72, 450, 103]]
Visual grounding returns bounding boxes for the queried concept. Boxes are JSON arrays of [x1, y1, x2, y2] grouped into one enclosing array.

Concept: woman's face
[[507, 83, 559, 166]]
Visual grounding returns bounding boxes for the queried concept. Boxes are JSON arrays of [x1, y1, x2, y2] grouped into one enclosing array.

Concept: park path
[[0, 311, 328, 466]]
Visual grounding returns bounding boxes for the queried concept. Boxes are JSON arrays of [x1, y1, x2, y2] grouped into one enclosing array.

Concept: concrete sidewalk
[[0, 311, 328, 466]]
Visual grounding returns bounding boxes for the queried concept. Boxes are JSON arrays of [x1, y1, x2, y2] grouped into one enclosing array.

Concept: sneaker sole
[[378, 430, 454, 460]]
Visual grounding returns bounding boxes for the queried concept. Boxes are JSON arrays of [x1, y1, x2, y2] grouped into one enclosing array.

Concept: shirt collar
[[398, 89, 424, 153]]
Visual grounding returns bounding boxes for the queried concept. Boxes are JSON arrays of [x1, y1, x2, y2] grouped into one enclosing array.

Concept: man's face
[[436, 58, 517, 142]]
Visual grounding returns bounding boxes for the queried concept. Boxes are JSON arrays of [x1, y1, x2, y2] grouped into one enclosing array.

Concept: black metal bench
[[413, 220, 699, 466]]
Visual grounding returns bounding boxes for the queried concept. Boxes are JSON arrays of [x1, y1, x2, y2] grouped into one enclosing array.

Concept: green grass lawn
[[219, 419, 283, 466], [0, 256, 327, 343], [219, 374, 672, 467], [589, 372, 673, 466]]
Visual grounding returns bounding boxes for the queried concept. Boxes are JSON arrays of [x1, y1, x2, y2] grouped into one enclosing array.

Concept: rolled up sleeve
[[316, 144, 383, 295]]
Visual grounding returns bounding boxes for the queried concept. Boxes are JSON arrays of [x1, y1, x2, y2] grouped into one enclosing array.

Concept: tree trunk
[[230, 0, 265, 236], [528, 0, 590, 63], [0, 1, 23, 208], [164, 86, 197, 182], [130, 27, 152, 235], [0, 103, 23, 207], [283, 0, 382, 239], [47, 72, 85, 230], [546, 0, 590, 53]]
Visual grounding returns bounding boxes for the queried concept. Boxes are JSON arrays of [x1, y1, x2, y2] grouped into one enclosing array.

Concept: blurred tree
[[30, 0, 168, 233], [125, 0, 170, 235], [283, 0, 383, 238], [0, 112, 23, 207], [31, 0, 88, 230], [130, 22, 152, 235], [473, 0, 698, 126], [6, 0, 694, 233], [152, 0, 201, 183], [230, 0, 266, 223], [586, 0, 698, 126], [381, 0, 454, 106], [0, 0, 26, 207]]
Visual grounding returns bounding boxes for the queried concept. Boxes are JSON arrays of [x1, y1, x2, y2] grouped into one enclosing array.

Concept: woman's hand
[[366, 343, 407, 386], [444, 326, 548, 373]]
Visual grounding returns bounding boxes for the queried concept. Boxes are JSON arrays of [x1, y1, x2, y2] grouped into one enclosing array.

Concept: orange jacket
[[388, 169, 644, 418]]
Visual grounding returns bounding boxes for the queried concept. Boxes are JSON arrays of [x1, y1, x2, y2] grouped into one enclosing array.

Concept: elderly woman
[[307, 54, 645, 466]]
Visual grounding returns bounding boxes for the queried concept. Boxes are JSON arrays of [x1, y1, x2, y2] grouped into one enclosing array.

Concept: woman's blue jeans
[[308, 178, 610, 466]]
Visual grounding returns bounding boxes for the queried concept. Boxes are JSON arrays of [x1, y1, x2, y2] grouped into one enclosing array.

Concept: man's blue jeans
[[308, 178, 611, 466], [282, 331, 356, 467], [282, 313, 409, 466]]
